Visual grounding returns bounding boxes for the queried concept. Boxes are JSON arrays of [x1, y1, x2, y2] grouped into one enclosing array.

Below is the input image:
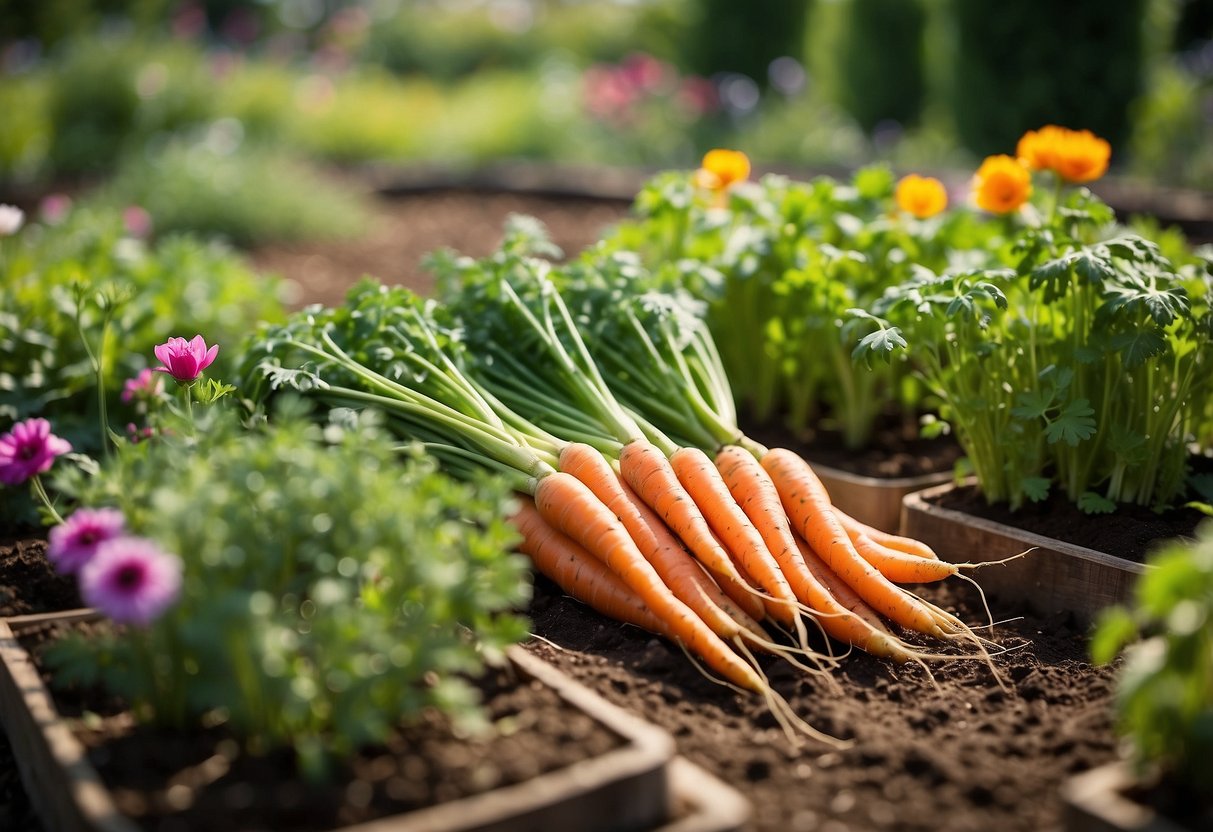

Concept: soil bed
[[0, 534, 82, 618], [525, 575, 1117, 832], [743, 412, 963, 479], [17, 618, 624, 832], [931, 475, 1210, 563]]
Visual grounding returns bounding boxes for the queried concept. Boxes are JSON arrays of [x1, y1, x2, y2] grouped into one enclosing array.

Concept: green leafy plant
[[48, 405, 529, 773], [855, 186, 1213, 510], [605, 165, 1002, 447], [94, 138, 370, 247], [0, 206, 286, 519], [1091, 520, 1213, 797]]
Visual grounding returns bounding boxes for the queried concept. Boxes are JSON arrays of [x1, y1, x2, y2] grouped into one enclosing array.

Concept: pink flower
[[39, 194, 72, 225], [125, 423, 156, 444], [0, 418, 72, 485], [153, 335, 219, 384], [47, 508, 125, 574], [80, 537, 182, 626], [123, 205, 153, 239], [121, 368, 165, 404]]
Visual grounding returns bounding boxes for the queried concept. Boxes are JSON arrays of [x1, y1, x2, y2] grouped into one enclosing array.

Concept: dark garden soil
[[744, 412, 964, 479], [16, 619, 624, 832], [525, 575, 1118, 832], [0, 533, 82, 618], [931, 456, 1213, 563]]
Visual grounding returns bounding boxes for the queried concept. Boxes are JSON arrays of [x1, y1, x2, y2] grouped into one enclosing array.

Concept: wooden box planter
[[1061, 762, 1192, 832], [901, 482, 1147, 626], [811, 462, 952, 535], [0, 611, 741, 832]]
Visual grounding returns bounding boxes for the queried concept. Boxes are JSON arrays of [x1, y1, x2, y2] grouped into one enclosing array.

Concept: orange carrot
[[761, 448, 947, 637], [669, 447, 803, 628], [831, 507, 939, 560], [715, 445, 913, 660], [619, 440, 765, 619], [532, 471, 765, 692], [849, 530, 959, 583], [512, 498, 670, 636], [557, 443, 767, 641]]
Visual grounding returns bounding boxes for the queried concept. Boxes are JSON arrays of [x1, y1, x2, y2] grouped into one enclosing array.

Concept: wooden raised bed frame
[[0, 610, 748, 832], [1062, 762, 1191, 832], [811, 462, 951, 535], [901, 482, 1147, 626]]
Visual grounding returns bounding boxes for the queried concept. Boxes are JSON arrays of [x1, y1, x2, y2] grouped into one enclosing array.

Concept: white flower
[[0, 204, 24, 236]]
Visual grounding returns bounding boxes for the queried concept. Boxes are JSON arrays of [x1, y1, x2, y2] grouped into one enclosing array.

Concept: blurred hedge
[[950, 0, 1148, 156], [684, 0, 813, 84], [836, 0, 927, 134]]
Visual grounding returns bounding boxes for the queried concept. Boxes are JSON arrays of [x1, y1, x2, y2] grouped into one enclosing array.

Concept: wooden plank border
[[0, 615, 679, 832], [901, 482, 1147, 626]]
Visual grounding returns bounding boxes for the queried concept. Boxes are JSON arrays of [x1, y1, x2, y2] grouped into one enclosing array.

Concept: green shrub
[[95, 139, 370, 246], [683, 0, 812, 83], [949, 0, 1147, 157], [0, 206, 286, 456], [1092, 521, 1213, 795], [43, 36, 217, 175], [835, 0, 927, 134], [49, 407, 529, 769]]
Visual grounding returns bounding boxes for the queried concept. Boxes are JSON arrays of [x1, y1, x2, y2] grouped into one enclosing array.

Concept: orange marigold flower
[[894, 174, 948, 219], [697, 148, 750, 190], [1016, 125, 1110, 183], [973, 155, 1032, 214], [1052, 129, 1110, 183], [1016, 125, 1066, 171]]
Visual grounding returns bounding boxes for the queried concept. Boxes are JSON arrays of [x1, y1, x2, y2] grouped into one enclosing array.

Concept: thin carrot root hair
[[733, 639, 853, 750], [955, 547, 1036, 570], [952, 571, 996, 630], [677, 641, 751, 697], [734, 635, 842, 690]]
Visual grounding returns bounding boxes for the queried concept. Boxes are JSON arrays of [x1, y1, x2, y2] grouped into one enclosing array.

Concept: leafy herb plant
[[1091, 521, 1213, 797], [48, 405, 528, 772], [854, 184, 1213, 510]]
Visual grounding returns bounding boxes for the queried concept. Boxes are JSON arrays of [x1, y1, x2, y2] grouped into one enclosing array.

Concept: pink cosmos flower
[[47, 507, 125, 574], [153, 335, 219, 385], [80, 537, 182, 626], [0, 418, 72, 485], [121, 368, 165, 404]]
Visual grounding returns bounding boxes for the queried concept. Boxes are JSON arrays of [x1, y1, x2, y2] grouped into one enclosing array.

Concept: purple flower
[[153, 335, 219, 385], [0, 418, 72, 485], [80, 537, 182, 626], [47, 508, 125, 574], [121, 368, 165, 404]]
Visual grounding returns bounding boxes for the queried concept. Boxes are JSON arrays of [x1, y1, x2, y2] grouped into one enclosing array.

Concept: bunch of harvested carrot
[[245, 240, 1005, 745]]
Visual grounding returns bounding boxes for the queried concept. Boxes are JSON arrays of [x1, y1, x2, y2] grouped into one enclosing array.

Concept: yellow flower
[[973, 155, 1032, 214], [894, 174, 948, 219], [1016, 125, 1110, 183], [697, 149, 750, 190]]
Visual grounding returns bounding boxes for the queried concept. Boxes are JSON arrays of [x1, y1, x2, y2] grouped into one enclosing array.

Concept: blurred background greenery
[[0, 0, 1210, 239]]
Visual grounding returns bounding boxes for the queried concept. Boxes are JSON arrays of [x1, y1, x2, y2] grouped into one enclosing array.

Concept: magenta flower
[[0, 418, 72, 486], [80, 537, 182, 626], [153, 335, 219, 385], [121, 368, 165, 404], [47, 508, 126, 575]]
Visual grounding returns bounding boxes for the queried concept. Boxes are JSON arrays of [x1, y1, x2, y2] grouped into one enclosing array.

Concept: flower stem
[[30, 475, 64, 525]]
